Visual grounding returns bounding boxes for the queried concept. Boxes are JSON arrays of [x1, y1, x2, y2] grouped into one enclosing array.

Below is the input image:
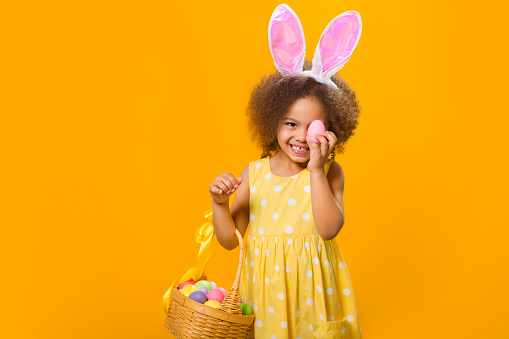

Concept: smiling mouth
[[290, 144, 310, 154], [291, 144, 309, 151]]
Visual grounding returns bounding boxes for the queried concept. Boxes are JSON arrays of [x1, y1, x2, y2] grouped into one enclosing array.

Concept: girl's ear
[[268, 4, 306, 76], [310, 11, 362, 80]]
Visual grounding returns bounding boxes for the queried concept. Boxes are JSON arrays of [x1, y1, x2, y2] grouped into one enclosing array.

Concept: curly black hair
[[246, 59, 361, 159]]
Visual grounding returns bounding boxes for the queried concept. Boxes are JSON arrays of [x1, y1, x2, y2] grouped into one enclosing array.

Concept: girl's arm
[[310, 161, 345, 240], [211, 165, 250, 250]]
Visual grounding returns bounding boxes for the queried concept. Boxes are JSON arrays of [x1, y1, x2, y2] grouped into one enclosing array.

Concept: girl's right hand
[[209, 173, 243, 204]]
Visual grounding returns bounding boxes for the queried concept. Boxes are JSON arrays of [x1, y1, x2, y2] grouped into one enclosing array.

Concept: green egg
[[241, 303, 252, 315], [195, 280, 212, 291]]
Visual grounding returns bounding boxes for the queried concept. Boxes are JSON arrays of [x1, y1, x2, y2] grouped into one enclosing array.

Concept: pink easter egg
[[206, 289, 225, 303], [217, 287, 228, 298], [307, 120, 326, 143], [178, 279, 194, 290]]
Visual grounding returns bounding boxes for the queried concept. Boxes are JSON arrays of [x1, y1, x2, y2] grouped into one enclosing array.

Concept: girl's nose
[[296, 130, 307, 143]]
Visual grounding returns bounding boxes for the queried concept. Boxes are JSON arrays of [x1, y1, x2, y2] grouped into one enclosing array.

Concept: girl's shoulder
[[248, 156, 267, 165], [325, 158, 335, 174], [247, 157, 269, 184]]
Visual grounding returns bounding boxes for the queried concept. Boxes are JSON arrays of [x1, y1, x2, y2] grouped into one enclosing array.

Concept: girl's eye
[[286, 122, 296, 127]]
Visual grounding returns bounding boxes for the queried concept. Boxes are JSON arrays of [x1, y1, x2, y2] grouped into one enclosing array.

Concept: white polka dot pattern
[[240, 157, 361, 337]]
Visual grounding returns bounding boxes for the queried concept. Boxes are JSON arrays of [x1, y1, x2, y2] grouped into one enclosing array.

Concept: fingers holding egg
[[323, 131, 337, 153], [306, 136, 320, 150], [315, 134, 330, 156]]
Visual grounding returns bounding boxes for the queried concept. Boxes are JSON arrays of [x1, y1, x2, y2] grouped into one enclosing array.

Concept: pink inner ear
[[320, 13, 360, 74], [270, 6, 305, 75]]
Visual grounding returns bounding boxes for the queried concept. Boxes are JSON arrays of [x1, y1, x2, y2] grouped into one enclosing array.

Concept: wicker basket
[[164, 228, 254, 338]]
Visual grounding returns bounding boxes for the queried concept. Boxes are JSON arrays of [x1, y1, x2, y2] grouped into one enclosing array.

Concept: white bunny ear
[[310, 11, 362, 80], [268, 4, 306, 76]]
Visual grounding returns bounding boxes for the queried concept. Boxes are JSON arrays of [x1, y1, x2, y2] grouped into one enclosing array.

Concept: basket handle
[[217, 228, 245, 315], [232, 228, 244, 290]]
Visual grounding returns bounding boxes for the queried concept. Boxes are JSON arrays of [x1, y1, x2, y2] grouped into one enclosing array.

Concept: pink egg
[[178, 280, 194, 290], [206, 289, 225, 303], [217, 287, 228, 298], [307, 120, 326, 143]]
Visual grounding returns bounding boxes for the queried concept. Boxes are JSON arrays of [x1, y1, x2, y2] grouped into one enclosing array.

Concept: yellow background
[[1, 0, 508, 338]]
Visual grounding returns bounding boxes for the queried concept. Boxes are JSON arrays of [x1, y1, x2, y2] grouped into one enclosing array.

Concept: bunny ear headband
[[268, 4, 362, 89]]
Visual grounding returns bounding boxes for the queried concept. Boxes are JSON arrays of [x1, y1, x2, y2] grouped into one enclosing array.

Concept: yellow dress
[[240, 156, 362, 339]]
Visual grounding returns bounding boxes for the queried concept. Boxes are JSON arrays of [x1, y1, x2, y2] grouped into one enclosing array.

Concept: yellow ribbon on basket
[[162, 208, 215, 316]]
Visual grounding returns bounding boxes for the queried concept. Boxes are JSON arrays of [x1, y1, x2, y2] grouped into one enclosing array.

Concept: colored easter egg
[[180, 284, 198, 297], [209, 281, 217, 290], [188, 291, 207, 304], [198, 287, 209, 294], [241, 303, 252, 315], [217, 287, 228, 298], [195, 280, 212, 291], [178, 279, 195, 290], [206, 289, 225, 303], [204, 300, 221, 308], [307, 120, 326, 143]]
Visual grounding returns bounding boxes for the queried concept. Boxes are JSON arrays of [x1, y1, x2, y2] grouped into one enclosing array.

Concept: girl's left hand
[[306, 131, 337, 173]]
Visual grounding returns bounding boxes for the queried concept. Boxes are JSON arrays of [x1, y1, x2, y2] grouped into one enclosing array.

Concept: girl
[[209, 4, 362, 339]]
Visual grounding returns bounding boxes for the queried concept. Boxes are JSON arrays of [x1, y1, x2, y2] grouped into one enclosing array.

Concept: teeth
[[292, 145, 308, 152]]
